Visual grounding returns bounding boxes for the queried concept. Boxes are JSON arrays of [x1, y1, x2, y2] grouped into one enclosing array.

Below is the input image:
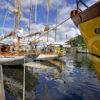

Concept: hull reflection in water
[[25, 53, 100, 100], [89, 55, 100, 80]]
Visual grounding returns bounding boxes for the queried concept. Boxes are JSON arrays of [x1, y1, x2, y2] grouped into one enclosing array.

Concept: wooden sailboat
[[0, 0, 37, 65], [0, 0, 25, 65], [36, 0, 64, 61], [36, 43, 64, 60]]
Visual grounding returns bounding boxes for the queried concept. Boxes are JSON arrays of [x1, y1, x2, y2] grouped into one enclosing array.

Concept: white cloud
[[0, 0, 99, 44], [21, 0, 44, 7], [30, 23, 45, 32]]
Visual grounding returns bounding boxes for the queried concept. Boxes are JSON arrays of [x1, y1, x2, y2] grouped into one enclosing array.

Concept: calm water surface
[[28, 53, 100, 100]]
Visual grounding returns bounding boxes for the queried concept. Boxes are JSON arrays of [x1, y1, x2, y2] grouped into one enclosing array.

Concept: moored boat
[[70, 1, 100, 76], [70, 1, 100, 57], [36, 54, 58, 60]]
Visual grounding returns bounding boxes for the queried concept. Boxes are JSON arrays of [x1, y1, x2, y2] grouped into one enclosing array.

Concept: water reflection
[[26, 53, 100, 100]]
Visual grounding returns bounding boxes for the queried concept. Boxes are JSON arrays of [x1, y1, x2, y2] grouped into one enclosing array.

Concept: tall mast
[[17, 0, 21, 53], [35, 0, 37, 24], [29, 0, 32, 35], [55, 0, 58, 42], [46, 0, 50, 42], [14, 0, 17, 33], [12, 0, 17, 48]]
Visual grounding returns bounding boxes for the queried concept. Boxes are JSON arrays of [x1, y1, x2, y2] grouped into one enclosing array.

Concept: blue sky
[[0, 0, 98, 44]]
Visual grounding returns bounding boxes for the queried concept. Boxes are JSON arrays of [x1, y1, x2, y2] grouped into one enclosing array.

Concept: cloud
[[0, 27, 13, 34], [21, 0, 44, 7], [0, 0, 99, 44], [30, 23, 45, 32]]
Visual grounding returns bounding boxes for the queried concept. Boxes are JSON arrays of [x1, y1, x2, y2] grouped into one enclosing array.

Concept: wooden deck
[[0, 65, 5, 100]]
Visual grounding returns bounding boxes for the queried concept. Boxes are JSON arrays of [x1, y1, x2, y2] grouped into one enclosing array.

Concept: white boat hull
[[0, 56, 25, 65], [36, 54, 58, 60]]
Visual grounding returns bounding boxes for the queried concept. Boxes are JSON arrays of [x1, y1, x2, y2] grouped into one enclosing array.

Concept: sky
[[0, 0, 99, 44]]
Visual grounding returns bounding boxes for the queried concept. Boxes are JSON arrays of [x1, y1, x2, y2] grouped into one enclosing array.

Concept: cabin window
[[1, 46, 7, 52], [0, 45, 10, 53]]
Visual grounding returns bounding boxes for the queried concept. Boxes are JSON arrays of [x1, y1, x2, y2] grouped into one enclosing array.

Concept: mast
[[17, 0, 21, 53], [13, 0, 17, 49], [55, 0, 58, 42], [35, 0, 37, 24], [29, 0, 32, 35], [46, 0, 50, 42], [14, 0, 17, 33]]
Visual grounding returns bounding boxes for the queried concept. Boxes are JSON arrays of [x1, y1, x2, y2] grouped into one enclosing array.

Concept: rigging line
[[33, 17, 71, 42]]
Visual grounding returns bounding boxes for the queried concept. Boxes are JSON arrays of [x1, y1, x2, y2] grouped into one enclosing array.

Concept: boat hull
[[36, 54, 58, 60], [70, 1, 100, 77], [70, 2, 100, 56], [0, 56, 25, 65], [79, 16, 100, 57]]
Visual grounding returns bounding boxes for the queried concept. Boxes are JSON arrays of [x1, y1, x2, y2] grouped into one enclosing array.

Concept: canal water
[[26, 53, 100, 100], [3, 53, 100, 100]]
